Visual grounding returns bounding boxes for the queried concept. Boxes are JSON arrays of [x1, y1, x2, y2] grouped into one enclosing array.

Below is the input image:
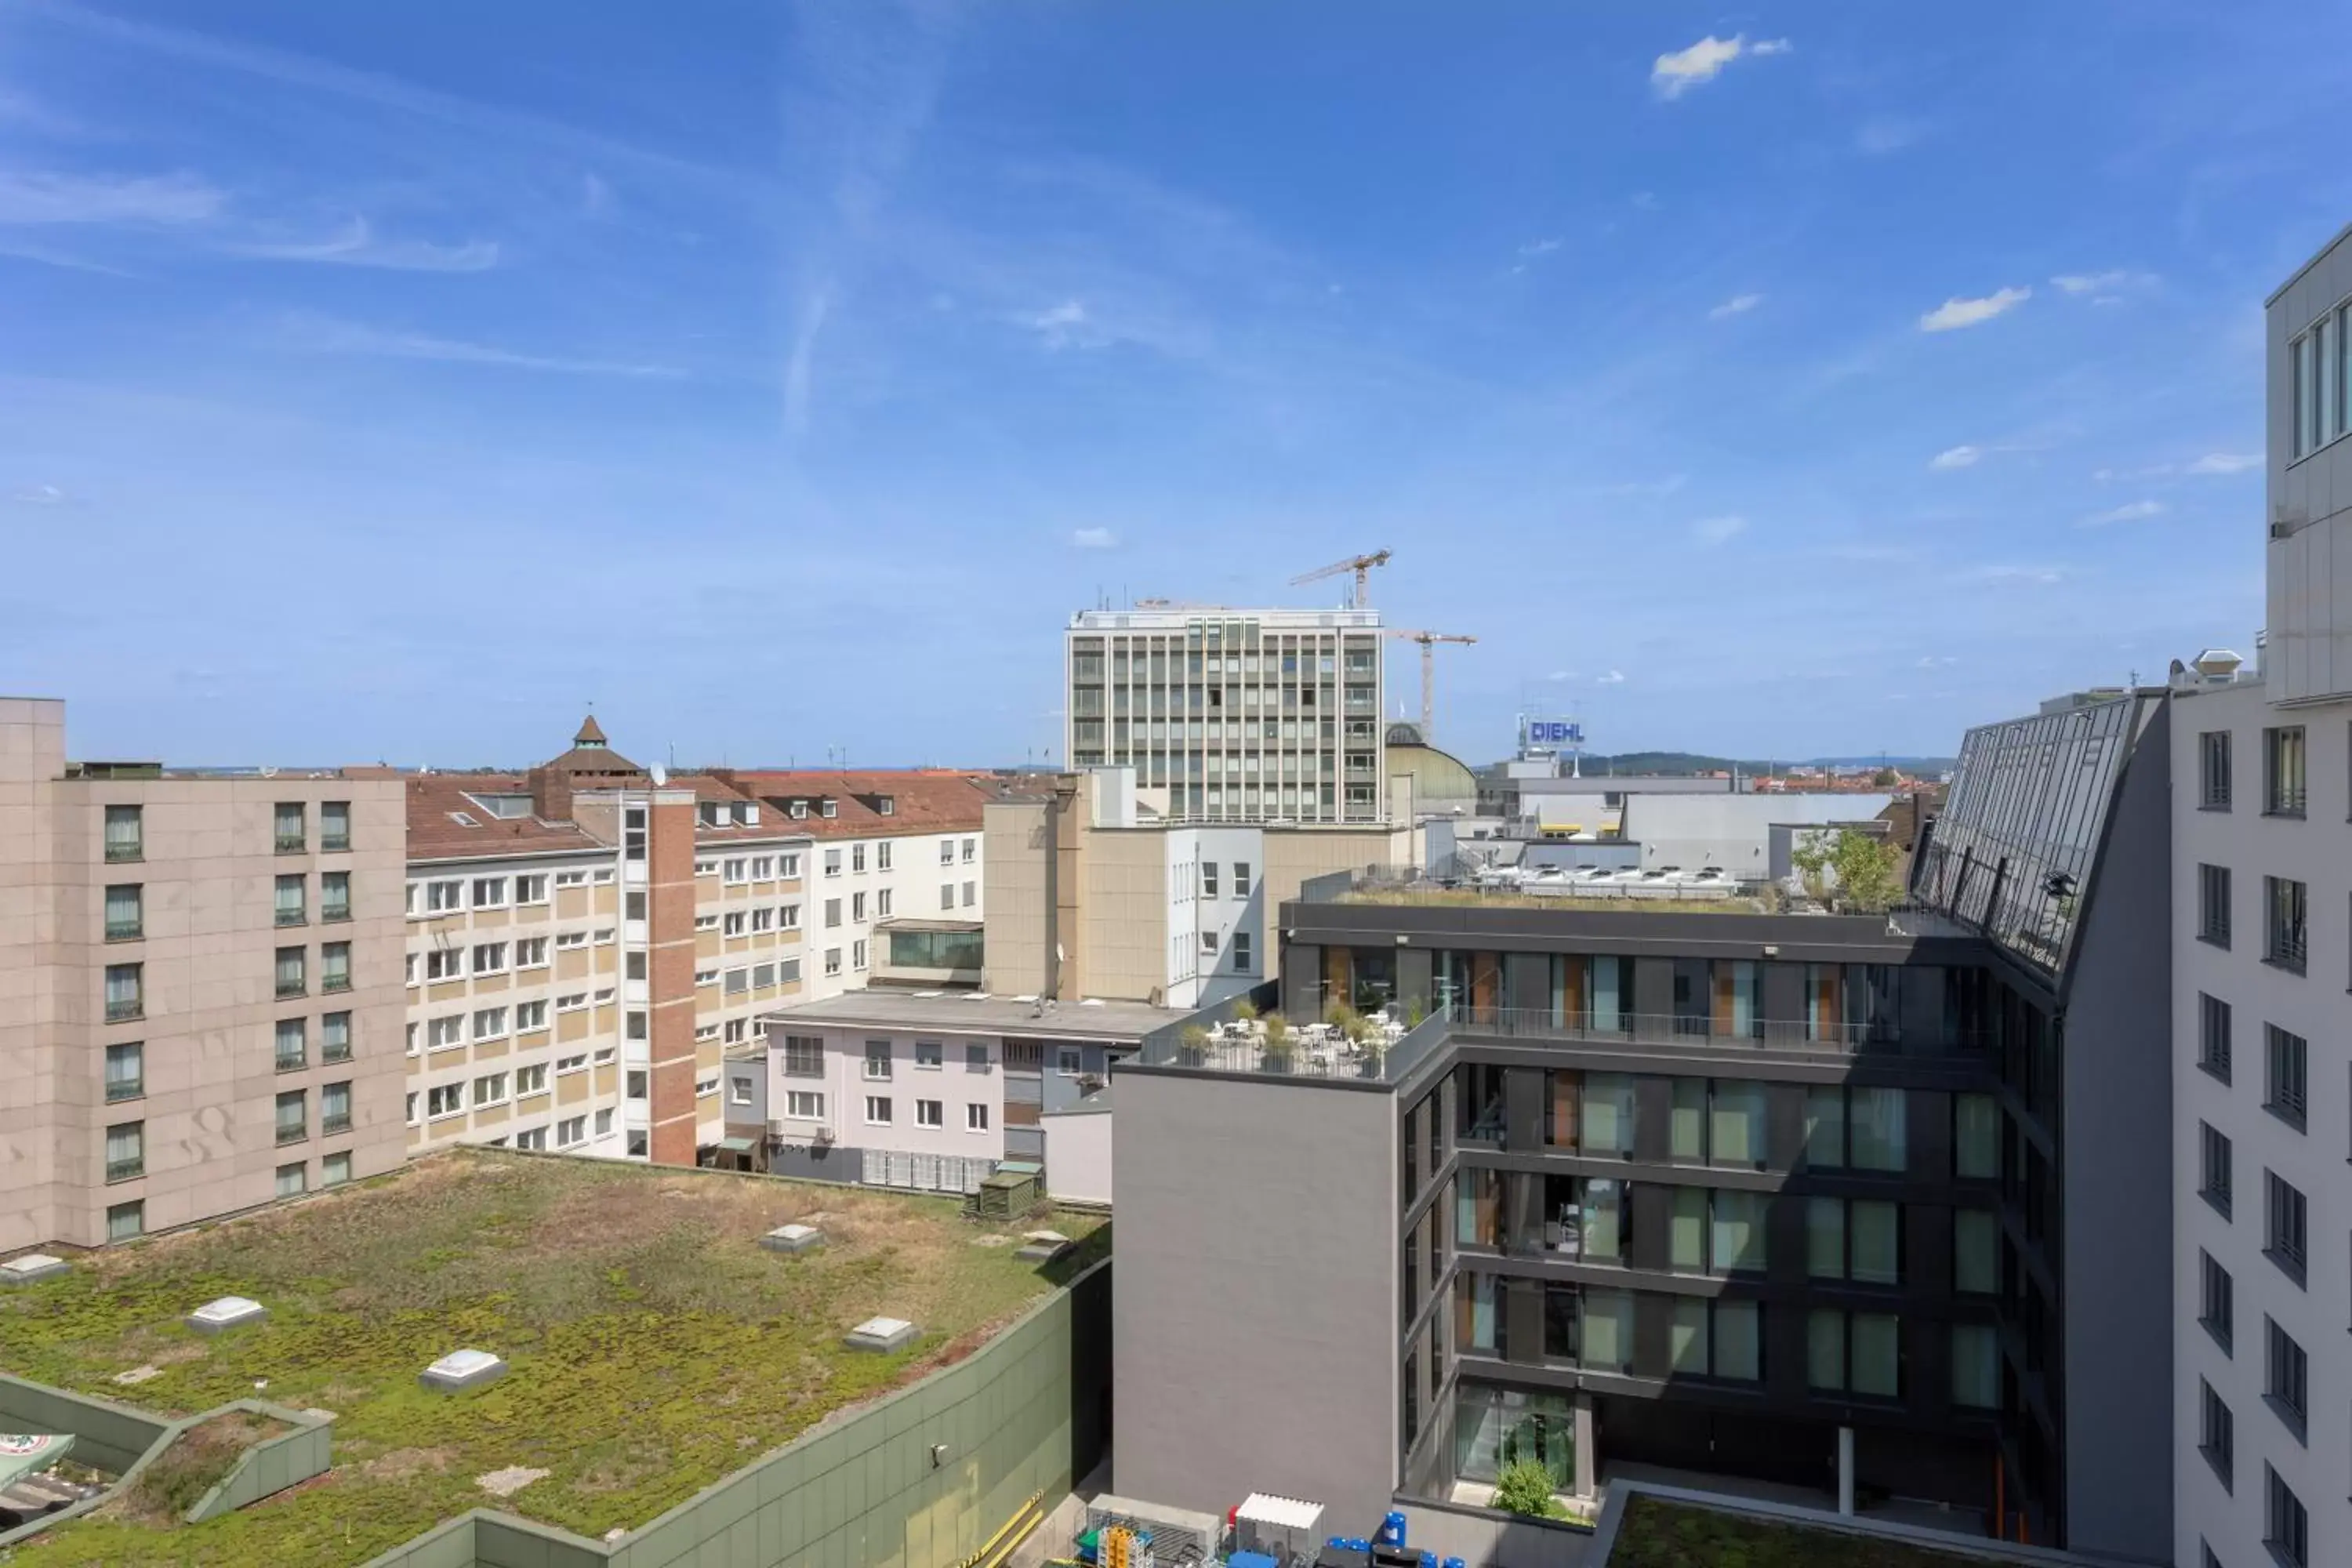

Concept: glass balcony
[[105, 1156, 144, 1183], [105, 918, 142, 942], [321, 1112, 352, 1137], [105, 996, 143, 1022]]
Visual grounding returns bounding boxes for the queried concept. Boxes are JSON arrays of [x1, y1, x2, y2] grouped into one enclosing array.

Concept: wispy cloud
[[1599, 474, 1687, 498], [1856, 117, 1921, 155], [9, 483, 70, 506], [1545, 670, 1577, 682], [1929, 445, 1981, 470], [0, 237, 132, 274], [1708, 292, 1763, 320], [1968, 564, 2067, 586], [0, 169, 223, 226], [279, 312, 683, 379], [2052, 270, 2156, 296], [1017, 299, 1101, 350], [1651, 34, 1792, 100], [1693, 515, 1747, 546], [1918, 286, 2030, 332], [1517, 237, 1562, 259], [1070, 527, 1117, 550], [1916, 655, 1961, 668], [1595, 670, 1626, 685], [2082, 499, 2165, 526], [228, 217, 499, 272], [2187, 452, 2260, 474]]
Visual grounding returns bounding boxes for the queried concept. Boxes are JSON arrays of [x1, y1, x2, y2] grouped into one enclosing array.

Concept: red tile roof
[[405, 774, 608, 864], [702, 769, 989, 838]]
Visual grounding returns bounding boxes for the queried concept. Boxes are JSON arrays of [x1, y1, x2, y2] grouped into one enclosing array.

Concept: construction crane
[[1386, 630, 1477, 742], [1290, 548, 1392, 608]]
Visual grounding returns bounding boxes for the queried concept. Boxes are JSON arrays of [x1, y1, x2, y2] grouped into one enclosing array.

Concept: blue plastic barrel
[[1376, 1512, 1406, 1548]]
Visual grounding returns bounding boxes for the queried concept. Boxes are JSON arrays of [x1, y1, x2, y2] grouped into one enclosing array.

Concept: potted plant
[[1259, 1012, 1293, 1072], [1492, 1458, 1565, 1519], [1231, 996, 1260, 1024], [1178, 1023, 1210, 1067], [1404, 997, 1427, 1029]]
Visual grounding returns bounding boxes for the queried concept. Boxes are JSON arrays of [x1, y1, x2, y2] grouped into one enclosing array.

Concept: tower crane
[[1385, 630, 1477, 743], [1289, 548, 1392, 608]]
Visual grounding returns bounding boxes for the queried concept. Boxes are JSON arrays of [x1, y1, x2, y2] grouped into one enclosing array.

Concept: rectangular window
[[104, 883, 143, 941], [473, 1072, 507, 1106], [865, 1095, 892, 1125], [426, 878, 463, 913], [321, 942, 350, 993], [321, 1080, 351, 1135], [514, 936, 547, 968], [427, 1014, 463, 1048], [473, 1006, 509, 1041], [1806, 1196, 1846, 1279], [2201, 1379, 2234, 1490], [2265, 1025, 2308, 1129], [320, 870, 350, 923], [107, 1199, 143, 1241], [274, 1089, 307, 1145], [274, 873, 307, 927], [2264, 1170, 2307, 1283], [274, 946, 306, 998], [275, 1162, 307, 1198], [2199, 864, 2231, 946], [2201, 1121, 2232, 1215], [1233, 930, 1252, 971], [103, 804, 143, 862], [2200, 730, 2232, 808], [865, 1041, 892, 1080], [963, 837, 975, 863], [320, 800, 350, 852], [2198, 994, 2232, 1082], [2200, 1250, 2234, 1352], [1954, 1208, 1998, 1294], [1803, 1086, 1846, 1168], [322, 1150, 352, 1186], [786, 1090, 824, 1120], [104, 1120, 143, 1182], [274, 800, 306, 853], [1233, 861, 1252, 897], [915, 1040, 942, 1069], [916, 1099, 943, 1128], [2265, 875, 2308, 971], [852, 938, 868, 971], [1850, 1312, 1901, 1399], [967, 1102, 989, 1131], [513, 873, 548, 905], [1851, 1200, 1901, 1284], [2263, 725, 2307, 816], [2266, 1465, 2307, 1566], [940, 884, 954, 910], [941, 840, 955, 866], [1951, 1323, 1998, 1409], [966, 1043, 990, 1073], [822, 899, 840, 930], [425, 948, 463, 980], [1201, 862, 1219, 898], [274, 1017, 307, 1071], [1953, 1093, 1999, 1178], [783, 1036, 825, 1076], [472, 942, 507, 975], [963, 880, 975, 907], [514, 1062, 546, 1096], [105, 1040, 143, 1102], [2264, 1316, 2308, 1439], [1849, 1087, 1907, 1172]]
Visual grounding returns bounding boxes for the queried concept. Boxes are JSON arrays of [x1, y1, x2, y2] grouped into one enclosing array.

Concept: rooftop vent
[[844, 1316, 919, 1353], [760, 1224, 824, 1255], [419, 1348, 508, 1392], [0, 1254, 67, 1287], [186, 1296, 268, 1334], [1015, 1231, 1074, 1264], [2192, 648, 2245, 679]]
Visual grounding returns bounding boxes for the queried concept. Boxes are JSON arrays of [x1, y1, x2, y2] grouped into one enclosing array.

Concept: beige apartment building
[[1, 697, 408, 1253]]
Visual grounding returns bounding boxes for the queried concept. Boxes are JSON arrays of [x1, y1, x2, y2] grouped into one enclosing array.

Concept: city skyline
[[3, 1, 2333, 766]]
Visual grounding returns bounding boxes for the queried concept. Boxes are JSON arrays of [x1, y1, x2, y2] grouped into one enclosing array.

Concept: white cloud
[[9, 483, 67, 505], [1916, 655, 1961, 668], [1595, 670, 1626, 685], [280, 312, 682, 379], [1545, 670, 1577, 682], [1918, 286, 2030, 332], [1856, 118, 1921, 155], [0, 169, 223, 226], [2052, 270, 2155, 296], [580, 172, 613, 217], [1651, 34, 1791, 100], [1016, 299, 1103, 351], [1968, 564, 2067, 586], [1517, 238, 1562, 259], [230, 217, 499, 273], [1929, 445, 1981, 470], [2082, 499, 2165, 526], [1693, 514, 1748, 546], [2187, 452, 2260, 475], [1708, 292, 1763, 320], [1070, 527, 1117, 550]]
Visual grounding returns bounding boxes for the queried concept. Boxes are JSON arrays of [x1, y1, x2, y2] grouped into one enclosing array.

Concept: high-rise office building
[[1065, 606, 1387, 824], [2170, 223, 2352, 1568]]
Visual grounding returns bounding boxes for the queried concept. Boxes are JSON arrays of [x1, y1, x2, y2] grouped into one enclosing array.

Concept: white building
[[1065, 606, 1387, 825], [2171, 224, 2352, 1568]]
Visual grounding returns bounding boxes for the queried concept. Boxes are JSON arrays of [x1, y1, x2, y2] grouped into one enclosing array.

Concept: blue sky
[[4, 2, 2348, 769]]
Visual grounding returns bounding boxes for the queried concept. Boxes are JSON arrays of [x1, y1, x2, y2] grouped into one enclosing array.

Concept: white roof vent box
[[844, 1316, 918, 1353], [419, 1348, 508, 1392], [2192, 648, 2245, 679], [187, 1296, 268, 1334], [760, 1224, 824, 1255]]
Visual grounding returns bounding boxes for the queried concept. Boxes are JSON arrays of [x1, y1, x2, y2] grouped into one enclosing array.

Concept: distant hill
[[1516, 750, 1957, 777]]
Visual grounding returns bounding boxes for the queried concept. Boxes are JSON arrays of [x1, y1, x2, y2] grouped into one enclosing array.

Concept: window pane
[[1954, 1093, 2000, 1178], [1581, 1073, 1634, 1154], [1804, 1087, 1846, 1167], [1580, 1178, 1623, 1263], [1955, 1209, 1998, 1294], [1850, 1200, 1900, 1285], [1807, 1309, 1845, 1389], [1711, 1189, 1765, 1275], [1715, 1301, 1761, 1382], [1952, 1324, 1999, 1408], [1850, 1087, 1907, 1171], [1852, 1313, 1901, 1397], [1708, 1080, 1766, 1167], [1670, 1078, 1705, 1161], [1668, 1298, 1708, 1374], [1807, 1197, 1846, 1279], [1669, 1186, 1705, 1271]]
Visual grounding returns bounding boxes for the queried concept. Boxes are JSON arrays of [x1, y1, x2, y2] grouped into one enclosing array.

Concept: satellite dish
[[651, 765, 668, 786]]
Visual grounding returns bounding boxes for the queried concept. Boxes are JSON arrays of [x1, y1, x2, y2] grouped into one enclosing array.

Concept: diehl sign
[[1528, 720, 1583, 745]]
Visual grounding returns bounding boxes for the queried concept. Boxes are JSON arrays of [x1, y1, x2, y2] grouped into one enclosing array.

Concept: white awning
[[1236, 1493, 1324, 1532]]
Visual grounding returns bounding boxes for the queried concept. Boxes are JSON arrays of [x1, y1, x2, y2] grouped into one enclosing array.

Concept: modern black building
[[1109, 691, 2171, 1564]]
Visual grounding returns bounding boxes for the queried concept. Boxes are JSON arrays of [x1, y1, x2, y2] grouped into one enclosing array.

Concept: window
[[2265, 1465, 2307, 1566], [750, 906, 775, 934], [514, 873, 548, 906], [321, 1080, 351, 1135], [2264, 1171, 2307, 1283], [963, 837, 975, 863], [849, 891, 866, 924], [864, 1041, 892, 1080], [2198, 994, 2232, 1082], [1202, 862, 1220, 898], [556, 1052, 586, 1074], [473, 1072, 507, 1106], [321, 942, 350, 993], [554, 869, 586, 887], [2265, 1317, 2308, 1440], [274, 946, 306, 998], [2199, 864, 2231, 946], [876, 841, 892, 869], [722, 909, 746, 938], [825, 948, 842, 976], [940, 840, 955, 866], [426, 878, 463, 913], [2200, 1122, 2232, 1215], [472, 942, 507, 975], [722, 967, 748, 996], [822, 898, 840, 931], [1951, 1323, 1998, 1409], [514, 1063, 546, 1095], [406, 1091, 419, 1125], [472, 1007, 509, 1041], [784, 1036, 825, 1076], [940, 884, 954, 910], [2200, 1250, 2234, 1352], [2265, 1025, 2308, 1129], [104, 1120, 143, 1182], [322, 1150, 352, 1186], [104, 883, 142, 941], [107, 1200, 143, 1241], [274, 800, 306, 853], [274, 1018, 307, 1071], [554, 930, 587, 950], [514, 1127, 546, 1152], [2200, 731, 2232, 808], [273, 873, 307, 927], [1806, 1309, 1901, 1398], [557, 1115, 587, 1148], [275, 1089, 307, 1144], [962, 880, 975, 908], [781, 852, 800, 879], [593, 927, 615, 945], [2265, 876, 2308, 971], [781, 902, 801, 928], [916, 1040, 942, 1070], [427, 1014, 463, 1048], [321, 1011, 351, 1062], [961, 1043, 989, 1073], [626, 1069, 648, 1100], [866, 1095, 892, 1125], [851, 844, 866, 873], [822, 849, 840, 879], [752, 855, 775, 881], [1057, 1046, 1083, 1076], [876, 887, 892, 918], [916, 1099, 943, 1128], [2200, 1379, 2234, 1490], [729, 1075, 753, 1106], [103, 962, 141, 1021], [786, 1090, 825, 1120], [626, 1010, 647, 1040], [1849, 1087, 1907, 1172], [320, 870, 350, 923], [1233, 861, 1252, 897], [852, 938, 868, 971], [104, 804, 142, 862], [274, 1163, 306, 1198], [967, 1102, 989, 1131], [425, 948, 462, 981], [695, 913, 719, 932], [514, 936, 548, 969], [2263, 726, 2307, 816], [105, 1041, 143, 1102]]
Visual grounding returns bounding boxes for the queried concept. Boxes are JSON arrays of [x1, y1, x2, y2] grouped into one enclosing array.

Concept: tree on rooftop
[[1493, 1458, 1566, 1519], [1790, 827, 1903, 913]]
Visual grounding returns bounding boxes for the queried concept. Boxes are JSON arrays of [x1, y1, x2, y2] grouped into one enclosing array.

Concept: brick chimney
[[528, 765, 573, 824]]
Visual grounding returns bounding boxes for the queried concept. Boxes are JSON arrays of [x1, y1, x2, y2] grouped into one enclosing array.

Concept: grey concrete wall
[[2057, 697, 2173, 1566], [1391, 1498, 1593, 1568], [1113, 1069, 1401, 1530]]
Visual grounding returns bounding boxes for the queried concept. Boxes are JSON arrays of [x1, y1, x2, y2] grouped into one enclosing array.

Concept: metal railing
[[320, 833, 350, 853], [106, 1076, 143, 1103], [105, 996, 142, 1022], [104, 840, 143, 863], [274, 833, 307, 855], [1133, 1000, 1454, 1084], [275, 978, 306, 1000], [322, 974, 351, 994], [275, 1050, 307, 1073], [105, 919, 142, 941], [105, 1157, 143, 1183], [275, 1121, 307, 1146], [2265, 785, 2307, 817], [1450, 1007, 1981, 1056], [275, 906, 306, 927], [321, 1112, 352, 1137], [321, 1041, 352, 1064]]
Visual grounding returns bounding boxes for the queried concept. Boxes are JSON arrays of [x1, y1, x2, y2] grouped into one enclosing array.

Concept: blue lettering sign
[[1527, 720, 1583, 745]]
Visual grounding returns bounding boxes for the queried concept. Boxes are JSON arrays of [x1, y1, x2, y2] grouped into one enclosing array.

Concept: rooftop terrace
[[1607, 1494, 2010, 1567], [0, 1149, 1104, 1566]]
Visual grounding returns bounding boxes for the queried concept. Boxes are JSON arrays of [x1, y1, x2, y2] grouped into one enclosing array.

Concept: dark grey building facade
[[1111, 691, 2171, 1563]]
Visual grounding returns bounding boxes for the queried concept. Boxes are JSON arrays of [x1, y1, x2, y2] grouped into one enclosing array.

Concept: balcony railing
[[275, 978, 306, 1000], [2265, 927, 2308, 971], [106, 1076, 143, 1103], [1449, 1006, 1983, 1056], [105, 1157, 143, 1183], [321, 901, 350, 924], [105, 996, 143, 1022], [320, 832, 350, 853], [275, 1049, 306, 1073], [275, 1122, 307, 1146], [321, 973, 351, 994], [275, 907, 306, 927], [2265, 786, 2307, 818], [104, 840, 143, 864], [105, 919, 142, 942], [321, 1041, 352, 1064], [275, 834, 307, 855], [321, 1112, 352, 1137]]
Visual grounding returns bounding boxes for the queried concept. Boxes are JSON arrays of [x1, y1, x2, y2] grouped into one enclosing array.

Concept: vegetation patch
[[0, 1149, 1102, 1567], [114, 1412, 290, 1526], [1609, 1497, 1989, 1568]]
